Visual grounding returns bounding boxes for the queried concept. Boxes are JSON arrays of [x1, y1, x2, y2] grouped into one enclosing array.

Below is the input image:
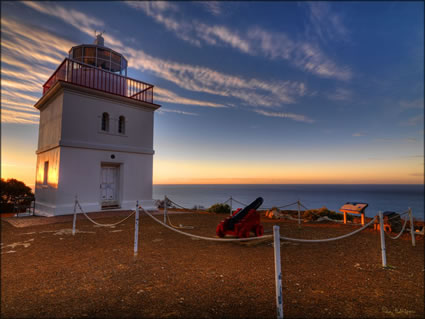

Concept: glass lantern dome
[[68, 34, 128, 76]]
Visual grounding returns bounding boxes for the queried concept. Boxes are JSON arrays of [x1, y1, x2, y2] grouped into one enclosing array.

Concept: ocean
[[153, 184, 424, 220]]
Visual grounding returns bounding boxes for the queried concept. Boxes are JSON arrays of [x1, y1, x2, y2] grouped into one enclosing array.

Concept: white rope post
[[408, 207, 416, 247], [378, 211, 387, 267], [273, 225, 284, 319], [230, 196, 233, 216], [134, 201, 140, 256], [297, 200, 301, 225], [164, 195, 168, 224], [72, 195, 77, 236]]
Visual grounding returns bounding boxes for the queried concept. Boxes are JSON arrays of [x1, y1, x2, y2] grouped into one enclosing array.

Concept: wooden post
[[164, 195, 167, 224], [343, 212, 347, 224], [134, 201, 140, 256], [273, 226, 284, 319], [378, 211, 387, 267], [297, 201, 301, 225], [409, 208, 416, 247], [72, 195, 77, 236], [361, 213, 365, 226]]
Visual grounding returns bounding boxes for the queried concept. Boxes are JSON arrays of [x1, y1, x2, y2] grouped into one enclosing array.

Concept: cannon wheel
[[255, 225, 264, 237], [237, 228, 250, 238], [216, 224, 225, 238]]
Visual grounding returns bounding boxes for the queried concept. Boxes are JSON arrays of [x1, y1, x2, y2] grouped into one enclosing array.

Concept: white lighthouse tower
[[33, 33, 160, 216]]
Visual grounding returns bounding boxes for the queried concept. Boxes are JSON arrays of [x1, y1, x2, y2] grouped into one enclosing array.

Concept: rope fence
[[70, 196, 418, 319], [76, 200, 135, 227], [279, 217, 377, 243], [385, 217, 408, 240]]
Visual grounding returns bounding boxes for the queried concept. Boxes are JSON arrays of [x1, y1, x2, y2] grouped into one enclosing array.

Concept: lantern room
[[68, 33, 128, 76]]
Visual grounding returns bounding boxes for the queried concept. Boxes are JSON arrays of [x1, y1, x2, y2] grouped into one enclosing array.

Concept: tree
[[0, 178, 34, 213]]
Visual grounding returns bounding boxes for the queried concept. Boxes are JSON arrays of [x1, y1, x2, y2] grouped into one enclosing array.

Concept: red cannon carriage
[[216, 197, 264, 238]]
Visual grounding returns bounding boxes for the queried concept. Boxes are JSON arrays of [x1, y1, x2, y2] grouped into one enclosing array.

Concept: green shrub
[[208, 203, 231, 214], [302, 206, 352, 221]]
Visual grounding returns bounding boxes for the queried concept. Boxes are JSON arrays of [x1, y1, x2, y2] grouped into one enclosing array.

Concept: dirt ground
[[1, 210, 424, 318]]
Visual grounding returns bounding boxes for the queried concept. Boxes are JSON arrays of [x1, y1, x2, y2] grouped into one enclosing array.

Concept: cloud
[[327, 88, 352, 101], [125, 1, 352, 81], [157, 108, 198, 116], [352, 132, 366, 137], [155, 87, 225, 108], [254, 109, 314, 123], [304, 2, 349, 43], [400, 98, 424, 109], [20, 2, 306, 108], [123, 46, 305, 107], [374, 137, 421, 143], [7, 4, 311, 126], [409, 173, 424, 177], [21, 1, 102, 38], [1, 108, 39, 124], [400, 114, 424, 127], [198, 1, 222, 16]]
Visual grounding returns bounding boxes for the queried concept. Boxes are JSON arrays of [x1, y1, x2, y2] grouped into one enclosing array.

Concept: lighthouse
[[33, 33, 160, 216]]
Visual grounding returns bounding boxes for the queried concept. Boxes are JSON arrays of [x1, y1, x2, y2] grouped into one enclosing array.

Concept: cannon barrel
[[227, 197, 263, 229]]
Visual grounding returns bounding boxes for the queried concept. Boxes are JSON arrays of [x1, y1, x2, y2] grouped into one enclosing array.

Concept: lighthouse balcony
[[42, 58, 154, 104]]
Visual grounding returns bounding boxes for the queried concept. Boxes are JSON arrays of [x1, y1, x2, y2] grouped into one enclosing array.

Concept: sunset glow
[[1, 1, 423, 187]]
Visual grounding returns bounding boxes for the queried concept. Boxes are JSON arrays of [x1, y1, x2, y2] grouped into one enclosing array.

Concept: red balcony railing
[[42, 58, 154, 104]]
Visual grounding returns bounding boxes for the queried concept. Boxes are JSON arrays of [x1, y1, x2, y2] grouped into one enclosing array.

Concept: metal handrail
[[42, 58, 155, 104]]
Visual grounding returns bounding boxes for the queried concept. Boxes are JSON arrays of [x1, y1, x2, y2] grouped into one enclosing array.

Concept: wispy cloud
[[254, 110, 314, 123], [400, 114, 424, 127], [155, 87, 225, 108], [198, 1, 222, 16], [400, 98, 424, 109], [327, 88, 352, 101], [22, 1, 102, 39], [304, 2, 349, 44], [157, 108, 198, 116], [125, 1, 352, 81], [352, 132, 366, 137], [21, 2, 307, 108], [374, 137, 421, 143], [0, 17, 73, 124], [409, 173, 424, 177], [123, 46, 305, 107], [1, 108, 39, 124], [7, 3, 312, 126]]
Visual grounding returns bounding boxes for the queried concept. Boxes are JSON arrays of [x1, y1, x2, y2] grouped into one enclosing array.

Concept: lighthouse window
[[43, 161, 49, 185], [84, 47, 96, 57], [83, 57, 96, 67], [101, 112, 110, 132], [97, 48, 110, 60], [73, 47, 82, 59], [118, 116, 125, 134], [97, 59, 111, 71], [111, 53, 121, 65], [111, 62, 121, 73]]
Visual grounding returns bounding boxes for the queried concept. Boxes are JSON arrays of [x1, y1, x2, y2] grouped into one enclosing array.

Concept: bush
[[302, 206, 351, 221], [156, 198, 175, 209], [0, 178, 34, 213], [208, 203, 231, 214]]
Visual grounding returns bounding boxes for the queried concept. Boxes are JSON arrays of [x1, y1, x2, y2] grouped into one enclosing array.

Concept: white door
[[100, 166, 119, 206]]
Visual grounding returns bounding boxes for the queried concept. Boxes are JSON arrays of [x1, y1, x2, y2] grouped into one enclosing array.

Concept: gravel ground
[[1, 210, 423, 318]]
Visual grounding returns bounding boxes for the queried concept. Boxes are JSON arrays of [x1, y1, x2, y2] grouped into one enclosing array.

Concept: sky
[[1, 1, 424, 188]]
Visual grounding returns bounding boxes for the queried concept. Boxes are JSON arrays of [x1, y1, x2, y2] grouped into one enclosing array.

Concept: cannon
[[216, 197, 264, 238]]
